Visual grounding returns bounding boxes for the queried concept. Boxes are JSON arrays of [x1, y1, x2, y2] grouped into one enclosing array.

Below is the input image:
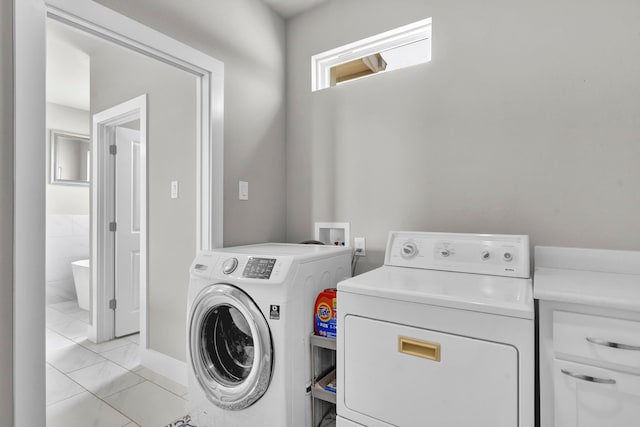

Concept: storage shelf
[[310, 333, 337, 426], [310, 334, 336, 351], [311, 384, 336, 404]]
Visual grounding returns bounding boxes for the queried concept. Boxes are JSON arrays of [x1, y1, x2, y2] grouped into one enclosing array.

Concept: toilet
[[71, 259, 90, 310]]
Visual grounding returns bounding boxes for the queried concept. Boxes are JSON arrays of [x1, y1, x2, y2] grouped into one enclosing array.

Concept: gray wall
[[286, 0, 640, 272], [0, 0, 13, 423], [95, 0, 287, 247], [92, 0, 287, 361], [91, 46, 197, 362]]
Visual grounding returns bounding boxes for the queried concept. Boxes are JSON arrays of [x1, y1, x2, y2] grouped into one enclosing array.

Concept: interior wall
[[0, 0, 14, 423], [286, 0, 640, 272], [95, 0, 287, 247], [46, 102, 90, 215], [91, 46, 197, 362]]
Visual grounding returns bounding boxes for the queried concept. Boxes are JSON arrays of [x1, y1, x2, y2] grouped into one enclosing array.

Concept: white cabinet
[[554, 359, 640, 427], [535, 246, 640, 427]]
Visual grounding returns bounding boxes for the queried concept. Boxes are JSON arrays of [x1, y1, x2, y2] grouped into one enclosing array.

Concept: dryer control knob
[[503, 252, 513, 262], [222, 257, 238, 275], [401, 242, 418, 258], [481, 250, 491, 260]]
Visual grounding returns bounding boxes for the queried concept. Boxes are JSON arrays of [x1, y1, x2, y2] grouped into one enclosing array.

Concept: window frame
[[311, 17, 432, 91]]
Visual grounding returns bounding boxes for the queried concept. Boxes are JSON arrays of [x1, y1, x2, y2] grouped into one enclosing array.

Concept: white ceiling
[[261, 0, 328, 18]]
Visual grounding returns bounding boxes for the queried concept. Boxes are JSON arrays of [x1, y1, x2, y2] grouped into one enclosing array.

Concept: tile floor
[[46, 290, 190, 426]]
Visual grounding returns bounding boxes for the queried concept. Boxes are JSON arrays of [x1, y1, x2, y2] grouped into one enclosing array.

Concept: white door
[[114, 127, 142, 337], [343, 315, 518, 427]]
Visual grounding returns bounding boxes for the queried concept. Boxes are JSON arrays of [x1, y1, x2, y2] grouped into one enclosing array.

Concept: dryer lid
[[338, 265, 533, 319]]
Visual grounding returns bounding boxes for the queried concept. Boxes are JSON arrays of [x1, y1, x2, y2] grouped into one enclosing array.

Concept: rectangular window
[[311, 18, 432, 91]]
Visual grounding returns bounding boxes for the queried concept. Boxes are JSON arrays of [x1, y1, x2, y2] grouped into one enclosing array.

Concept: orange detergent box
[[314, 288, 337, 338]]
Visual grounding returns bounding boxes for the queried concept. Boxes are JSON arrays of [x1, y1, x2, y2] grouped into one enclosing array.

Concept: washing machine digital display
[[243, 257, 276, 279]]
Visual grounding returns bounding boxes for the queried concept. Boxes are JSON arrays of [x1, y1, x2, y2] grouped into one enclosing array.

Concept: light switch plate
[[239, 181, 249, 200], [171, 181, 179, 199]]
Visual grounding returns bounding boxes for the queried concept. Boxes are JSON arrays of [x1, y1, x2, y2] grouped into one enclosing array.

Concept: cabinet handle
[[586, 337, 640, 351], [560, 369, 616, 384]]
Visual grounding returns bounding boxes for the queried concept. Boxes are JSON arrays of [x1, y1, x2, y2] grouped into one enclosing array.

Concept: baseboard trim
[[141, 348, 187, 386]]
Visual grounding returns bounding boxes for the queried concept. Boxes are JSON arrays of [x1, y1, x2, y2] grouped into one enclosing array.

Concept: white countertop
[[534, 246, 640, 311]]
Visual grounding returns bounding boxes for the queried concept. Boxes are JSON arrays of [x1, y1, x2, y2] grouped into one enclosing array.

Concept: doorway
[[91, 96, 147, 342], [15, 1, 225, 424]]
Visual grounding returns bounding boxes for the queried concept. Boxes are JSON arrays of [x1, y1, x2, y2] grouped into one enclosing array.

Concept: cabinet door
[[554, 359, 640, 427]]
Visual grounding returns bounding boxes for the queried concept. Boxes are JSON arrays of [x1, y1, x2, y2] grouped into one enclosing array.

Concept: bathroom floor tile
[[46, 307, 72, 327], [46, 329, 77, 358], [48, 343, 106, 373], [125, 333, 140, 344], [104, 381, 187, 427], [47, 317, 89, 340], [74, 336, 133, 354], [101, 342, 141, 370], [68, 360, 145, 398], [48, 300, 83, 315], [46, 391, 133, 427], [68, 309, 90, 324], [46, 364, 86, 406], [133, 366, 188, 397]]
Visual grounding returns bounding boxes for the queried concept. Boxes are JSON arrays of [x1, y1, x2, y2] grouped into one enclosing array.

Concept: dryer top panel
[[338, 265, 533, 319], [385, 231, 530, 278]]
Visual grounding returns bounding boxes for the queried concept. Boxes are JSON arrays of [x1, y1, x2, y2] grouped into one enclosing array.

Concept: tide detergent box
[[314, 288, 337, 338]]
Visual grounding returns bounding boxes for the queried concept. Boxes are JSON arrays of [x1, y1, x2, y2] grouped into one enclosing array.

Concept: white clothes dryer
[[187, 243, 351, 427], [336, 232, 534, 427]]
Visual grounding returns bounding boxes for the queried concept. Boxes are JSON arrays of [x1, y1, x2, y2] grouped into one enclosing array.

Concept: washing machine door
[[189, 284, 273, 410]]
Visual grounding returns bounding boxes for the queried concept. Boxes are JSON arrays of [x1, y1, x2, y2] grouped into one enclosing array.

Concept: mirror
[[50, 130, 90, 186]]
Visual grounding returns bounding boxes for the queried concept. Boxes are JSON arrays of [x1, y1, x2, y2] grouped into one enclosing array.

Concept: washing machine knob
[[481, 250, 491, 260], [401, 242, 418, 258], [440, 249, 451, 258], [503, 252, 513, 262], [222, 257, 238, 274]]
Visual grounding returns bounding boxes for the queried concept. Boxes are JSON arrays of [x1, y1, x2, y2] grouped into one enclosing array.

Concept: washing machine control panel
[[386, 231, 530, 278], [242, 257, 277, 279]]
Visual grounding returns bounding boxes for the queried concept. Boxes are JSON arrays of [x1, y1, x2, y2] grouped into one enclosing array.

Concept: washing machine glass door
[[189, 284, 273, 410]]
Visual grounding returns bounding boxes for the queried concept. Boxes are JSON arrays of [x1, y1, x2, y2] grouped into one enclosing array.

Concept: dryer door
[[189, 283, 273, 410]]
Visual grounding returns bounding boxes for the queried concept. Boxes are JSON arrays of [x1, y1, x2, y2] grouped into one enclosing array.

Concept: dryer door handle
[[398, 336, 441, 362]]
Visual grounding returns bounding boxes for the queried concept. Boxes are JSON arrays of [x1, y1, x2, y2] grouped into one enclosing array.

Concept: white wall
[[95, 0, 288, 247], [286, 0, 640, 272], [0, 0, 13, 423], [46, 103, 90, 215]]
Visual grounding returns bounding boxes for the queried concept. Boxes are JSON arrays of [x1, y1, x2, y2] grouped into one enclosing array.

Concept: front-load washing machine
[[187, 243, 351, 426], [337, 231, 534, 427]]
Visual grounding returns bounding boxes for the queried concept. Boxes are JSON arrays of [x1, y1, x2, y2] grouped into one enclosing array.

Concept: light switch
[[239, 181, 249, 200], [171, 181, 179, 199]]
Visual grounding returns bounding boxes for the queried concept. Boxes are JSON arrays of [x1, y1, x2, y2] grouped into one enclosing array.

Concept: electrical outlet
[[354, 237, 366, 256]]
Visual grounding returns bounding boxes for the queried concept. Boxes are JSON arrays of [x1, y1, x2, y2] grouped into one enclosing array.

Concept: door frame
[[14, 1, 224, 424], [91, 95, 147, 345]]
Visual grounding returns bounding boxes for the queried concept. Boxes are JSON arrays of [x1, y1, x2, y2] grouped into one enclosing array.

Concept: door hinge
[[109, 299, 117, 310], [109, 221, 117, 232], [109, 145, 117, 155]]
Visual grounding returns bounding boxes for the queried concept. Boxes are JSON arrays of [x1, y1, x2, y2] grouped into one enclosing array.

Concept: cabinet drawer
[[554, 311, 640, 373], [554, 359, 640, 427]]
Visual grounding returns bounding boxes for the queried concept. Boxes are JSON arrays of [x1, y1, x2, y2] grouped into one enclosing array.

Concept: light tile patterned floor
[[46, 291, 191, 426]]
